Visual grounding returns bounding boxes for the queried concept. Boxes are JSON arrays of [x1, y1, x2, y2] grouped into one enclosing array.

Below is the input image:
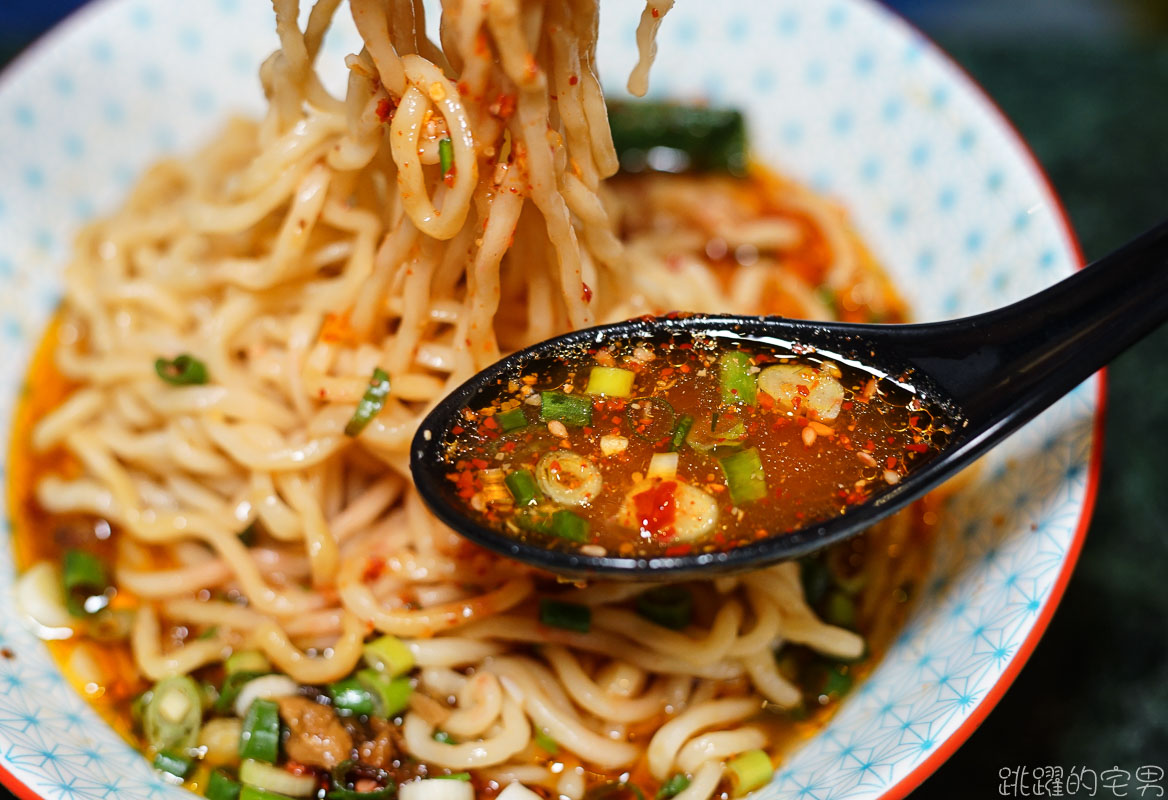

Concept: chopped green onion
[[155, 354, 209, 386], [356, 669, 413, 717], [434, 773, 471, 781], [822, 666, 853, 698], [344, 367, 392, 437], [214, 671, 268, 714], [719, 447, 768, 505], [667, 414, 693, 452], [438, 137, 454, 177], [685, 420, 745, 454], [239, 759, 317, 798], [635, 585, 693, 630], [153, 750, 194, 781], [327, 762, 395, 800], [328, 677, 375, 717], [540, 391, 593, 427], [198, 626, 220, 641], [238, 698, 280, 763], [646, 451, 679, 480], [62, 549, 110, 617], [824, 590, 856, 629], [656, 774, 690, 800], [627, 397, 675, 442], [513, 506, 554, 534], [226, 651, 271, 675], [727, 749, 774, 796], [206, 769, 243, 800], [432, 731, 453, 744], [505, 470, 542, 507], [539, 599, 591, 633], [548, 510, 589, 543], [363, 635, 415, 677], [496, 408, 528, 432], [239, 787, 297, 800], [533, 729, 559, 755], [143, 675, 203, 752], [585, 366, 636, 398], [718, 351, 757, 405]]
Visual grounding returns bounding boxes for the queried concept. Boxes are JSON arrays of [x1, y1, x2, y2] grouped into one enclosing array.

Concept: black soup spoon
[[410, 219, 1168, 580]]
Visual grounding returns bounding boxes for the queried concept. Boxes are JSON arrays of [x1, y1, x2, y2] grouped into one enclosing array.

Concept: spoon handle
[[897, 218, 1168, 429]]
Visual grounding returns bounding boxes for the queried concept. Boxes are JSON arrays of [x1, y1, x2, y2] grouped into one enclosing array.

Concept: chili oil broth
[[442, 336, 950, 558]]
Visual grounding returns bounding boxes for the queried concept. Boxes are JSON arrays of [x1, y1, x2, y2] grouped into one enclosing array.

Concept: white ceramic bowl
[[0, 1, 1098, 798]]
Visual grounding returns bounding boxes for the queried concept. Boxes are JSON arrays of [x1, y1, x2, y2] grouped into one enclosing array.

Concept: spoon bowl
[[411, 219, 1168, 579]]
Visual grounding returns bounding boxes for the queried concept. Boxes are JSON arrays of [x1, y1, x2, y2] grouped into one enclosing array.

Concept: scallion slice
[[439, 137, 454, 177], [226, 650, 271, 675], [143, 675, 203, 752], [513, 506, 554, 534], [539, 599, 591, 633], [533, 729, 559, 754], [153, 750, 194, 781], [363, 634, 415, 677], [504, 469, 542, 507], [239, 760, 317, 798], [240, 787, 297, 800], [155, 354, 209, 386], [214, 671, 268, 714], [548, 510, 589, 543], [667, 414, 694, 452], [62, 549, 110, 617], [344, 367, 392, 437], [719, 447, 768, 505], [328, 677, 375, 717], [356, 669, 413, 717], [635, 585, 693, 630], [626, 397, 675, 442], [238, 698, 280, 763], [496, 408, 528, 432], [718, 350, 757, 405], [656, 774, 690, 800], [434, 773, 471, 781], [727, 749, 774, 796], [327, 762, 395, 800], [206, 769, 243, 800], [585, 366, 636, 397], [432, 731, 453, 744], [540, 391, 593, 427]]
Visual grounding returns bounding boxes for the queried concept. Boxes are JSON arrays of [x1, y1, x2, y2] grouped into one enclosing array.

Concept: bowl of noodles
[[0, 1, 1097, 800]]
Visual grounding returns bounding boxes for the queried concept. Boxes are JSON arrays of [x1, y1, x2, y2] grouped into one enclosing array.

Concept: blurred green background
[[2, 0, 1167, 798]]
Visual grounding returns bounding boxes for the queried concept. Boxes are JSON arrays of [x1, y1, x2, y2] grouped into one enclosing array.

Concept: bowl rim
[[863, 8, 1100, 796], [0, 1, 1102, 798]]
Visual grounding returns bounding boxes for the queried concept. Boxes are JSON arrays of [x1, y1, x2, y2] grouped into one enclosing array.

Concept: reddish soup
[[439, 332, 954, 559]]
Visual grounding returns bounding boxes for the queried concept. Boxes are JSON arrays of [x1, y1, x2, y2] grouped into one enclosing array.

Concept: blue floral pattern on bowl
[[0, 1, 1095, 798]]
